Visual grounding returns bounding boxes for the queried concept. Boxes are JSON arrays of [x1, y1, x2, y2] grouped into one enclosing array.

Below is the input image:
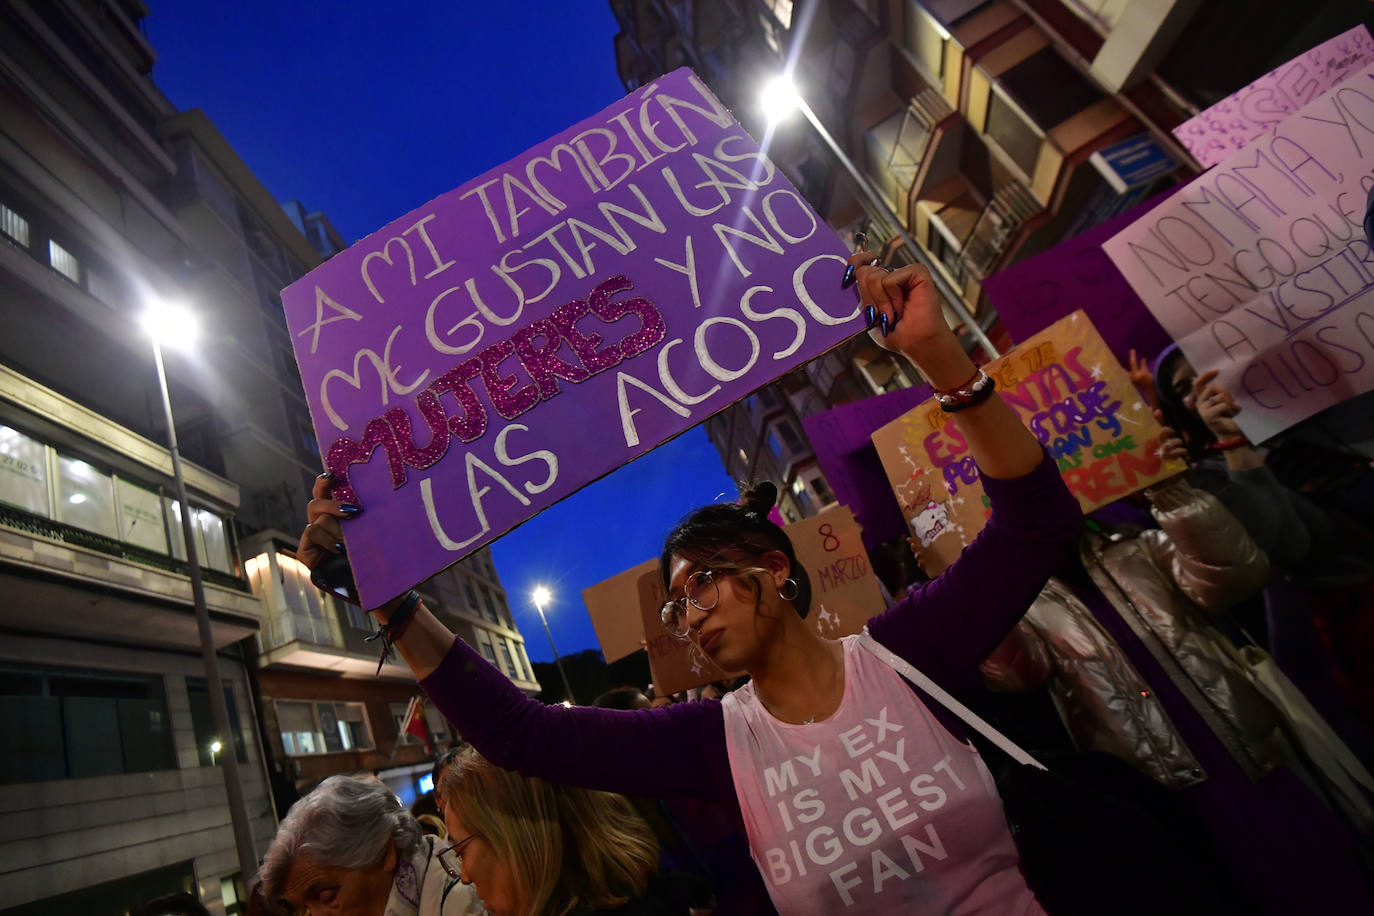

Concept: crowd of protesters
[[241, 238, 1374, 916]]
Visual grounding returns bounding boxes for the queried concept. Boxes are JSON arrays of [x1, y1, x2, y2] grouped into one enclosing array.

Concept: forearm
[[1221, 444, 1265, 471], [899, 336, 1043, 481], [374, 598, 454, 680]]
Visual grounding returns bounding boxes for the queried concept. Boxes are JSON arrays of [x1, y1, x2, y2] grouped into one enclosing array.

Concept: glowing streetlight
[[142, 297, 256, 878], [757, 76, 999, 358], [532, 585, 577, 704]]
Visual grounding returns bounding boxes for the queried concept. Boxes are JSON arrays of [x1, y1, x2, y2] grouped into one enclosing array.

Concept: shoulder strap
[[856, 630, 1047, 771]]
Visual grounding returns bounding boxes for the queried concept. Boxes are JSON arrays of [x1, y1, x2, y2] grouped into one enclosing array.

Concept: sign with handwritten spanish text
[[871, 311, 1185, 574], [583, 505, 885, 695], [282, 69, 860, 608], [1105, 62, 1374, 443], [1172, 26, 1374, 168]]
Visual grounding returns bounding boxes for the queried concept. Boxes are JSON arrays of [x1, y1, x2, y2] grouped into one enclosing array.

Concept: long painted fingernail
[[854, 231, 868, 249], [317, 471, 334, 480], [880, 313, 890, 337], [864, 304, 877, 328], [841, 263, 856, 289], [338, 504, 362, 517], [333, 541, 346, 554]]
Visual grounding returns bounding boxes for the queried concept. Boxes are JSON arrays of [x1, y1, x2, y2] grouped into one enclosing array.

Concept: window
[[343, 599, 370, 632], [85, 264, 117, 306], [0, 664, 176, 784], [809, 474, 835, 506], [985, 91, 1041, 176], [517, 643, 534, 682], [56, 455, 118, 539], [865, 107, 931, 219], [482, 587, 500, 625], [790, 477, 816, 515], [0, 424, 49, 517], [476, 632, 499, 666], [48, 239, 80, 284], [275, 699, 372, 756], [186, 677, 247, 766], [166, 499, 233, 573], [1, 202, 30, 247], [463, 579, 479, 612], [773, 419, 805, 454], [498, 639, 519, 679], [116, 478, 169, 554]]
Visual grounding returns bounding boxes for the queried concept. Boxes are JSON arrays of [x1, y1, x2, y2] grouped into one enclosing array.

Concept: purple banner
[[802, 385, 931, 551], [282, 69, 861, 607], [980, 185, 1183, 368]]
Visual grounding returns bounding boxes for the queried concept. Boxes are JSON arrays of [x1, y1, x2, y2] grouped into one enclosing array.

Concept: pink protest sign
[[1173, 26, 1374, 169], [282, 69, 860, 608], [1104, 63, 1374, 443]]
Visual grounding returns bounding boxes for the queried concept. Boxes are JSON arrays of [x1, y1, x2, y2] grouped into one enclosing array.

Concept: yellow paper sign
[[872, 310, 1186, 574]]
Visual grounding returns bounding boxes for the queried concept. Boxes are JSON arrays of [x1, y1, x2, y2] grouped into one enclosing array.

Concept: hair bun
[[740, 481, 778, 516]]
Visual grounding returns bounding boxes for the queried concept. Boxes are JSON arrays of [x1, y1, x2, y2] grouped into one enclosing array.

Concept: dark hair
[[1153, 348, 1215, 462], [131, 893, 211, 916], [594, 686, 649, 710], [431, 744, 462, 790], [660, 481, 813, 619]]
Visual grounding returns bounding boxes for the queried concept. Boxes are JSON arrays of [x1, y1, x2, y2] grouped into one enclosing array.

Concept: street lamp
[[210, 739, 222, 766], [143, 298, 258, 879], [531, 585, 577, 704], [759, 76, 1001, 359]]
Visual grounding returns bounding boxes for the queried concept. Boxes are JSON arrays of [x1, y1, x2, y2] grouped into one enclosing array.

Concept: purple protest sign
[[282, 68, 861, 607], [801, 385, 931, 551], [980, 185, 1183, 368]]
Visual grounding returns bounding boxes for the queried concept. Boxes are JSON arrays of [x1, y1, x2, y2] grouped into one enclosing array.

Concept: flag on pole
[[400, 695, 433, 755]]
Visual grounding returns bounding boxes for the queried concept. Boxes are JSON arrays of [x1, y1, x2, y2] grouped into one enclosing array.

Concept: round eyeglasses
[[436, 833, 475, 879], [660, 569, 720, 639]]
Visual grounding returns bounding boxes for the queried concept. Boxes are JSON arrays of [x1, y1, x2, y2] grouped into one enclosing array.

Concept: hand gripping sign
[[282, 69, 862, 608]]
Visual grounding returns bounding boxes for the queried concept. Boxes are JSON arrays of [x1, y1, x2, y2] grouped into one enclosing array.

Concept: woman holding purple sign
[[299, 249, 1084, 914]]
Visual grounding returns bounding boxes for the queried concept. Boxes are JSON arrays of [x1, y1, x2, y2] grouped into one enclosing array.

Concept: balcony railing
[[0, 502, 250, 593]]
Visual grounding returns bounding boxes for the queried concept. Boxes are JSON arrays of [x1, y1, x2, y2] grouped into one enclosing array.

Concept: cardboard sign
[[1104, 64, 1374, 443], [801, 385, 933, 551], [583, 505, 885, 694], [1173, 26, 1374, 168], [282, 69, 861, 607], [786, 506, 886, 638], [980, 185, 1181, 369], [872, 311, 1185, 574]]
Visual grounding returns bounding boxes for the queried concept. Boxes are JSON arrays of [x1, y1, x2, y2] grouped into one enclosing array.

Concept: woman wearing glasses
[[299, 254, 1082, 914]]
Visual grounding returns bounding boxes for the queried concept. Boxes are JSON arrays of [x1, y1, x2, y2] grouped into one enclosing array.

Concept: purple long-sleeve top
[[420, 452, 1082, 808]]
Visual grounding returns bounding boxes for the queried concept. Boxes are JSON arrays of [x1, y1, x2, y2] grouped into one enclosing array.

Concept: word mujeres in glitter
[[326, 274, 665, 506]]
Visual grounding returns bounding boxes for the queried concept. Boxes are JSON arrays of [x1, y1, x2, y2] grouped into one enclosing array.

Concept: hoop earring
[[778, 578, 799, 601]]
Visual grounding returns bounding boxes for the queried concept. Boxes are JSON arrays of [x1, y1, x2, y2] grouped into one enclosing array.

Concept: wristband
[[1207, 437, 1249, 452], [937, 371, 996, 413], [367, 590, 421, 675]]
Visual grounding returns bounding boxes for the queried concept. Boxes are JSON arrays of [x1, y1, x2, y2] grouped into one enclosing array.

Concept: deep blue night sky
[[147, 2, 738, 662]]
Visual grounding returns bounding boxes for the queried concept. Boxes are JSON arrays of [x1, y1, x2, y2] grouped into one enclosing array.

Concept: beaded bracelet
[[936, 371, 996, 413], [366, 590, 422, 675]]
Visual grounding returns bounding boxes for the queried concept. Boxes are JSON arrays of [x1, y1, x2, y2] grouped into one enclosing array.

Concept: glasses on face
[[436, 833, 475, 879], [660, 569, 721, 639]]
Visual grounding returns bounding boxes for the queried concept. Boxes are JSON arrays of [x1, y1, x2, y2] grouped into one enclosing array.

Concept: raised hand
[[1186, 369, 1243, 439], [1128, 349, 1158, 409], [1153, 409, 1190, 464]]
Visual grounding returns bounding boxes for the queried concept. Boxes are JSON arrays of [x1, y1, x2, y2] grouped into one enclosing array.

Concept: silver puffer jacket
[[982, 477, 1287, 788]]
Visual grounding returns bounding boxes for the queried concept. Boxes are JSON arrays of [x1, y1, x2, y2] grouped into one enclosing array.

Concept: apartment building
[[610, 0, 1367, 507], [0, 2, 541, 913]]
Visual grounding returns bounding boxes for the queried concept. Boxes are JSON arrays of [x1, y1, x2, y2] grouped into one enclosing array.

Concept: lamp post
[[210, 739, 222, 766], [760, 76, 1001, 359], [531, 586, 577, 704], [143, 300, 258, 880]]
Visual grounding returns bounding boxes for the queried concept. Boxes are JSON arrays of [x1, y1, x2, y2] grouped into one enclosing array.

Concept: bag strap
[[857, 630, 1048, 771]]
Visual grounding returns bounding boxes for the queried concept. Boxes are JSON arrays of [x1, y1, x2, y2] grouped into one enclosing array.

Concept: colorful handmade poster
[[1105, 62, 1374, 442], [872, 311, 1186, 574], [282, 68, 861, 607], [1172, 26, 1374, 168]]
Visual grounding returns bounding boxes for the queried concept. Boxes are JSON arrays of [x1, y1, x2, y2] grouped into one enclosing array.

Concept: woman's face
[[278, 846, 395, 916], [443, 808, 520, 916], [668, 552, 786, 672]]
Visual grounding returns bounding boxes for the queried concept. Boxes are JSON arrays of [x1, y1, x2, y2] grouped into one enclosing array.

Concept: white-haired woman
[[260, 774, 482, 916]]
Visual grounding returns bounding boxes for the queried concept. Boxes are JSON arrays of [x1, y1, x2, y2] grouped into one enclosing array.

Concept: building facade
[[612, 0, 1369, 509], [0, 2, 541, 913]]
